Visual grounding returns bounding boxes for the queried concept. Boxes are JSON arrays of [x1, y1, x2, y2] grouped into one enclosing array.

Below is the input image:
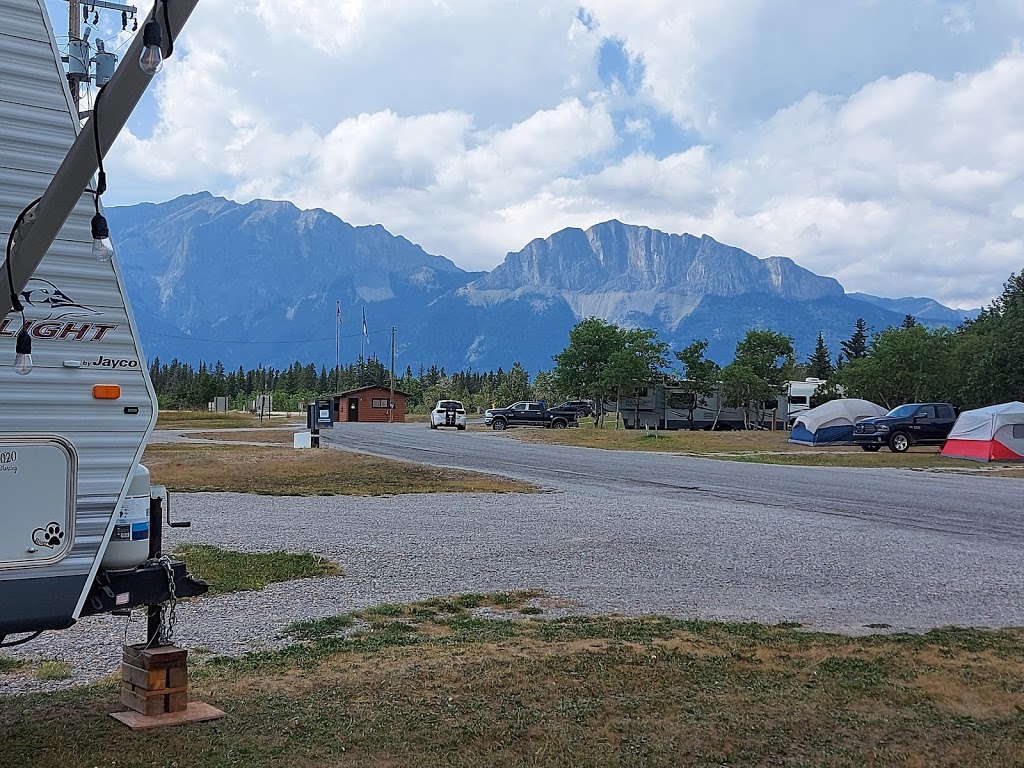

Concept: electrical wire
[[0, 630, 44, 648], [161, 0, 174, 58], [5, 196, 43, 327], [91, 82, 107, 207], [139, 327, 392, 344]]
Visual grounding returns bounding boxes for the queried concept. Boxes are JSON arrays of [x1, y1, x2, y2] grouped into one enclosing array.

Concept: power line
[[139, 327, 393, 344]]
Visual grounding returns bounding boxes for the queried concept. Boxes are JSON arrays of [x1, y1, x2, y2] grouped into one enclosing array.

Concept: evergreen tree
[[807, 332, 834, 379], [901, 314, 918, 329], [841, 318, 870, 361]]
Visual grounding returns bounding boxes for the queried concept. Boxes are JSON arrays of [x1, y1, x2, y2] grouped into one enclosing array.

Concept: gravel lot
[[6, 468, 1024, 694], [5, 424, 1024, 694]]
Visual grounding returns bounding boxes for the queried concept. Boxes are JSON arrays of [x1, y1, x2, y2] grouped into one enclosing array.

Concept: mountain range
[[107, 192, 978, 375]]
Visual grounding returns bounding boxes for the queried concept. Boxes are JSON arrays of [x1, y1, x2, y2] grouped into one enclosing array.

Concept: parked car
[[851, 402, 957, 452], [559, 399, 596, 418], [430, 400, 467, 430], [484, 401, 579, 430]]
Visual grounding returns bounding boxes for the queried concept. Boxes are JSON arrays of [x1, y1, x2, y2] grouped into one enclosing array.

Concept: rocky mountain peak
[[473, 220, 843, 301]]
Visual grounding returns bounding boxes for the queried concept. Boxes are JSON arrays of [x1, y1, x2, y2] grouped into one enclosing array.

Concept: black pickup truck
[[852, 402, 957, 453], [484, 401, 579, 430]]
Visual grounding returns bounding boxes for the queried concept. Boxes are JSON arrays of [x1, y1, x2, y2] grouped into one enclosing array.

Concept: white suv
[[430, 400, 467, 430]]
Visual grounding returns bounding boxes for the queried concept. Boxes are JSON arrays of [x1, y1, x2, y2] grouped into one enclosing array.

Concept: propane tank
[[101, 463, 151, 570]]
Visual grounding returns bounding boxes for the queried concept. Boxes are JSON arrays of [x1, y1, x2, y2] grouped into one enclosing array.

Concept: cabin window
[[371, 398, 391, 408]]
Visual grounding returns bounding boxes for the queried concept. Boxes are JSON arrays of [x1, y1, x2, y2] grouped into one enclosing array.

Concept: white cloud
[[71, 0, 1024, 309]]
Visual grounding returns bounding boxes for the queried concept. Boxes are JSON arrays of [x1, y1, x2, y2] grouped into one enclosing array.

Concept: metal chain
[[131, 554, 178, 647], [157, 554, 177, 645]]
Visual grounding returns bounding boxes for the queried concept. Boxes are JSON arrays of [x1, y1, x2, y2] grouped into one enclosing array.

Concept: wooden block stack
[[121, 645, 189, 716]]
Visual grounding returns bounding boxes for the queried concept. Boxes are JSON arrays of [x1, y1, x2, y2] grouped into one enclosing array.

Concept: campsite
[[3, 0, 1024, 765]]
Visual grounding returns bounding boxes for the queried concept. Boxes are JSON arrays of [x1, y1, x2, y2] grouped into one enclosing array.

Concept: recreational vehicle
[[612, 382, 771, 431], [0, 0, 201, 645], [783, 378, 827, 426]]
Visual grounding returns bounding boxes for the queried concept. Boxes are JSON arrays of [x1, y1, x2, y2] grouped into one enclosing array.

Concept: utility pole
[[67, 0, 84, 111], [390, 326, 396, 423], [65, 0, 141, 114]]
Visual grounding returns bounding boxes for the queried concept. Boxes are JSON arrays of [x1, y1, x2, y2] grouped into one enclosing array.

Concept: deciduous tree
[[674, 340, 721, 430]]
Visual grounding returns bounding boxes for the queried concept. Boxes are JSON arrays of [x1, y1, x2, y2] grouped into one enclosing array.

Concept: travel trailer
[[612, 382, 770, 431], [783, 378, 827, 426], [612, 378, 832, 431], [0, 0, 200, 644]]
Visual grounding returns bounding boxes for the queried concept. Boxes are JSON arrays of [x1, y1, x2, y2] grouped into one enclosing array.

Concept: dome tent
[[788, 399, 887, 446], [940, 402, 1024, 462]]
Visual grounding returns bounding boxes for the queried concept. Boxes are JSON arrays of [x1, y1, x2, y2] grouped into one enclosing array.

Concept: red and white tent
[[941, 402, 1024, 462]]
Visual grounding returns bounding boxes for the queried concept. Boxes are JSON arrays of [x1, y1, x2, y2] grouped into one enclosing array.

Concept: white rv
[[0, 0, 199, 643], [613, 382, 767, 431], [783, 378, 827, 426]]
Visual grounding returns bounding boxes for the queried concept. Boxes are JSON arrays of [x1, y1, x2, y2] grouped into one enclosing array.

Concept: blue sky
[[45, 0, 1024, 308]]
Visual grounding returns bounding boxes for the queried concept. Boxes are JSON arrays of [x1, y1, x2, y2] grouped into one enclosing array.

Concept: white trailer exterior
[[0, 0, 157, 636], [613, 383, 767, 431]]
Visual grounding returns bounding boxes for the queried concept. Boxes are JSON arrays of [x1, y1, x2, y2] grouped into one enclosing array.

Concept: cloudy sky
[[48, 0, 1024, 308]]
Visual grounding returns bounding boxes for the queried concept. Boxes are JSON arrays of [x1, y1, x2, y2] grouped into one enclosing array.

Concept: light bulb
[[14, 329, 32, 376], [91, 212, 115, 262], [139, 19, 163, 75]]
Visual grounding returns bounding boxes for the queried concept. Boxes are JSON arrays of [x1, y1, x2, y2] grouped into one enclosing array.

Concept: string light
[[91, 211, 114, 261], [139, 17, 162, 74]]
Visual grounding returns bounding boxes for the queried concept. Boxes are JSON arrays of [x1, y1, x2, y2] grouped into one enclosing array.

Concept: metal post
[[146, 496, 163, 646], [390, 326, 396, 423]]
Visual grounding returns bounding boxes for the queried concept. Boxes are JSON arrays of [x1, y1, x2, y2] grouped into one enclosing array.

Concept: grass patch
[[511, 425, 1023, 474], [4, 597, 1024, 767], [33, 661, 72, 681], [0, 656, 24, 674], [173, 544, 341, 594], [142, 442, 533, 496], [184, 429, 297, 445], [156, 410, 280, 429]]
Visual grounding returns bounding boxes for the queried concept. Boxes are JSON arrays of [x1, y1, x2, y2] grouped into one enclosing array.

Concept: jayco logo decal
[[83, 356, 139, 369]]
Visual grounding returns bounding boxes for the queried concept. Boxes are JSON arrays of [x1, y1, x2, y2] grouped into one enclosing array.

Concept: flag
[[336, 301, 342, 324], [362, 307, 368, 344]]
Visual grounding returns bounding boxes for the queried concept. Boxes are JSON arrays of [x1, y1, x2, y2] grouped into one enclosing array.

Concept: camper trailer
[[613, 382, 769, 431], [0, 0, 201, 643], [784, 378, 827, 426]]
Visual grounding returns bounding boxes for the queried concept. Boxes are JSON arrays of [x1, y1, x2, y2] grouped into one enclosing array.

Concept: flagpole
[[335, 301, 340, 393]]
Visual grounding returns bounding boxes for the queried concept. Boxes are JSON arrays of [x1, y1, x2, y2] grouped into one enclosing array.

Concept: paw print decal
[[32, 522, 65, 549]]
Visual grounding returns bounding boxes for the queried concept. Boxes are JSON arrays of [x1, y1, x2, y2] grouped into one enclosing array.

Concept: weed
[[34, 661, 72, 681]]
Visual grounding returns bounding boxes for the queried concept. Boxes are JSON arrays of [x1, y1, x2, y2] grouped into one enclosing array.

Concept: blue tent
[[788, 399, 887, 446]]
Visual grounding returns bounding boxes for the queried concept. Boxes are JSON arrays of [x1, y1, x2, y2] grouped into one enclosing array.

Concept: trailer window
[[789, 396, 808, 406], [667, 391, 696, 409]]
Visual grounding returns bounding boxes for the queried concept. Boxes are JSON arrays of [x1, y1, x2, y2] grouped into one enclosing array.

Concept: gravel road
[[4, 423, 1022, 693]]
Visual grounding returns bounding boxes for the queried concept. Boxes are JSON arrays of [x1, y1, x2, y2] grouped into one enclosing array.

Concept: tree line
[[151, 271, 1022, 416]]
